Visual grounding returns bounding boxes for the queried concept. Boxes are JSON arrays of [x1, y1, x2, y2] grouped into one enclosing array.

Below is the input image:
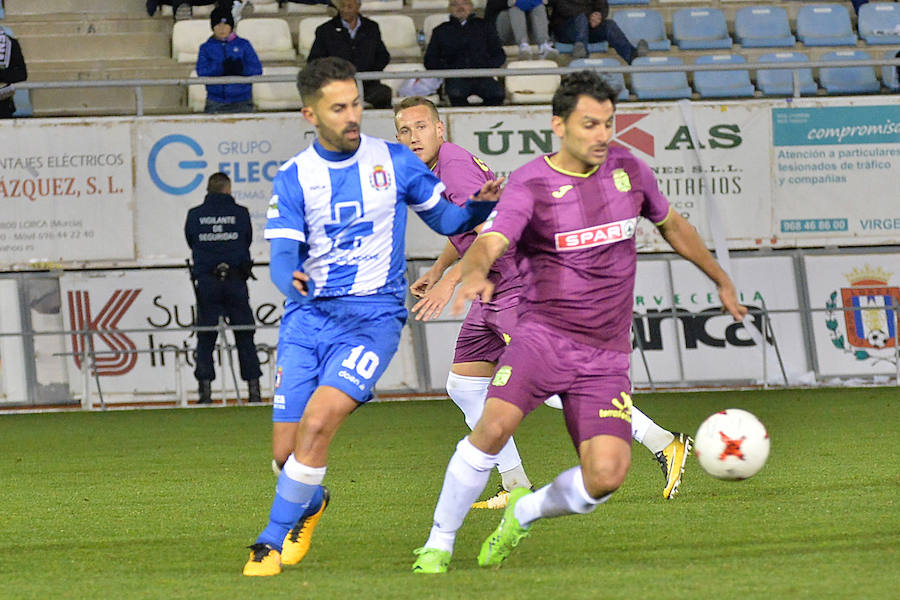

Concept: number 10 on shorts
[[341, 345, 380, 380]]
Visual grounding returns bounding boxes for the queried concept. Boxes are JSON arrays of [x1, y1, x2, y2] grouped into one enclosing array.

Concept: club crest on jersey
[[555, 217, 637, 251], [369, 165, 392, 191], [612, 169, 631, 192]]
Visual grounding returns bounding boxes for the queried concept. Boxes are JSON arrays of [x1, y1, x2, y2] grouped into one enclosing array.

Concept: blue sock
[[255, 470, 321, 551], [301, 485, 324, 518]]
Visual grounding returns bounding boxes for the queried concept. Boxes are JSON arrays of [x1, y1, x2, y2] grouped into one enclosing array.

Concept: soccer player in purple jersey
[[411, 72, 747, 573], [396, 96, 697, 511]]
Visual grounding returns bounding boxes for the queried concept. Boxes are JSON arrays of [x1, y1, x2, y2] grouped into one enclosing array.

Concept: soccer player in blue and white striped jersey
[[242, 57, 503, 577]]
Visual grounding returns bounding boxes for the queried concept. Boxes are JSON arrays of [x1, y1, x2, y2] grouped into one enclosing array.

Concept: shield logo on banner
[[825, 265, 900, 365]]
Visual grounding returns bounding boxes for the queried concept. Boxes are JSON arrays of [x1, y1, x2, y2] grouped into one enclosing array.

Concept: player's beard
[[320, 122, 361, 153]]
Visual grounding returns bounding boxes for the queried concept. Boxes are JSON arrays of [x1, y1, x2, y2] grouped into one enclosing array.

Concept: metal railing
[[14, 57, 900, 117]]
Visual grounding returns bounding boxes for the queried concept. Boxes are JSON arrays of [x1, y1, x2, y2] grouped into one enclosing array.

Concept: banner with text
[[0, 119, 134, 266]]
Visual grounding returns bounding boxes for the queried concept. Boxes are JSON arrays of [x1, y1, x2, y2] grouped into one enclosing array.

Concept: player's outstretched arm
[[410, 241, 459, 299], [657, 209, 747, 322], [411, 261, 464, 321], [415, 178, 506, 236], [451, 232, 509, 316]]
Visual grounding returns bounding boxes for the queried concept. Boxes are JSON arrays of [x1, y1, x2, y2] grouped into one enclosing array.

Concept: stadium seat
[[423, 13, 449, 46], [796, 4, 857, 46], [734, 6, 796, 48], [361, 0, 403, 11], [611, 9, 671, 51], [298, 16, 331, 58], [819, 50, 882, 94], [286, 1, 329, 13], [411, 0, 448, 9], [882, 50, 900, 91], [672, 8, 732, 50], [609, 0, 650, 5], [383, 62, 441, 105], [188, 70, 206, 113], [172, 19, 213, 63], [370, 15, 420, 59], [569, 57, 631, 100], [755, 52, 819, 96], [692, 54, 755, 98], [554, 41, 609, 55], [236, 18, 296, 61], [253, 66, 301, 111], [630, 56, 693, 100], [858, 2, 900, 45], [161, 4, 213, 17], [249, 0, 280, 14], [505, 60, 560, 104]]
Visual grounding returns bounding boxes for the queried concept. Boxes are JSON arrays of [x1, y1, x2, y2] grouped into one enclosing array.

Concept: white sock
[[499, 463, 531, 491], [447, 372, 527, 480], [631, 405, 675, 454], [424, 437, 498, 553], [514, 466, 611, 528]]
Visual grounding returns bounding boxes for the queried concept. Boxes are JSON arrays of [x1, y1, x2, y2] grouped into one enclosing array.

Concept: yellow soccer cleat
[[472, 485, 509, 510], [281, 486, 330, 565], [242, 543, 282, 577], [655, 432, 693, 499]]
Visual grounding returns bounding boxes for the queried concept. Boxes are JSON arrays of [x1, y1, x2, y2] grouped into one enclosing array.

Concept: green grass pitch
[[1, 388, 897, 599]]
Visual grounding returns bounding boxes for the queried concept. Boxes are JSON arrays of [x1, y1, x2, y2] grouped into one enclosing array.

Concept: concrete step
[[18, 32, 171, 62], [31, 85, 187, 117], [3, 16, 171, 36], [4, 0, 148, 16]]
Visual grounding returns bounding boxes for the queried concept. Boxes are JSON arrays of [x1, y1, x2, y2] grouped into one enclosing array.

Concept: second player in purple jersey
[[413, 71, 748, 574]]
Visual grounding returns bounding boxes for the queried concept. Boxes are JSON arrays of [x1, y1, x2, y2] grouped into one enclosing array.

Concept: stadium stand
[[423, 13, 449, 46], [504, 59, 560, 104], [361, 0, 404, 10], [630, 55, 692, 100], [188, 70, 206, 112], [611, 9, 671, 51], [754, 52, 819, 96], [819, 50, 882, 94], [298, 15, 331, 58], [172, 19, 212, 63], [692, 53, 755, 98], [554, 41, 609, 56], [672, 8, 733, 50], [569, 57, 631, 99], [253, 65, 302, 110], [410, 0, 448, 9], [609, 0, 650, 4], [235, 18, 296, 61], [285, 1, 330, 13], [382, 61, 440, 105], [858, 2, 900, 45], [796, 3, 858, 46], [734, 6, 796, 48], [370, 14, 420, 59]]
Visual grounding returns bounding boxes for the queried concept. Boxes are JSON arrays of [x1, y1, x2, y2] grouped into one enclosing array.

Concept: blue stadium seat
[[672, 8, 732, 50], [858, 2, 900, 45], [611, 9, 671, 51], [630, 56, 692, 100], [796, 4, 858, 46], [555, 41, 609, 55], [569, 57, 631, 100], [882, 50, 899, 91], [692, 54, 755, 98], [609, 0, 650, 5], [819, 50, 882, 94], [755, 52, 819, 96], [734, 6, 796, 48]]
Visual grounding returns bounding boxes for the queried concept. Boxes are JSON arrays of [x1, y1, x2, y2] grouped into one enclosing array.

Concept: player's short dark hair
[[552, 70, 618, 121], [207, 172, 231, 194], [393, 96, 440, 122], [297, 57, 357, 105]]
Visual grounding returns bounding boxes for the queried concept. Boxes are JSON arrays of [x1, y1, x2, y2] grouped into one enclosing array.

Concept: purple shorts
[[452, 300, 519, 364], [486, 320, 633, 447]]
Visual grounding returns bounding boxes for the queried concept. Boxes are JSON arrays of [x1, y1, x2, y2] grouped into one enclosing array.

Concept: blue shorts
[[272, 297, 407, 423]]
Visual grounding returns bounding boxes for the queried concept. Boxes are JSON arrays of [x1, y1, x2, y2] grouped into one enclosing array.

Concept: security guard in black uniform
[[185, 172, 262, 403]]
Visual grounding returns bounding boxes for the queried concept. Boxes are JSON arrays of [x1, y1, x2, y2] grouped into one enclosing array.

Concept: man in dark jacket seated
[[425, 0, 507, 107], [307, 0, 392, 109]]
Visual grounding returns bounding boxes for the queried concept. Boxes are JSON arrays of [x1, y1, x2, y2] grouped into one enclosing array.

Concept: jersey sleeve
[[635, 157, 671, 225], [440, 155, 493, 208], [388, 143, 445, 213], [479, 174, 534, 247], [264, 161, 308, 244]]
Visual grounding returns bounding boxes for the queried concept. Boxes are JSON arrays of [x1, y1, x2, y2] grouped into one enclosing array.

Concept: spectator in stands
[[307, 0, 392, 109], [0, 27, 27, 119], [547, 0, 647, 61], [196, 6, 263, 113], [486, 0, 557, 60], [147, 1, 252, 22], [425, 0, 507, 107]]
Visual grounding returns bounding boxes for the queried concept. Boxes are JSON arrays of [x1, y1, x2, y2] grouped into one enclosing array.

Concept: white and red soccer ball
[[694, 409, 770, 480]]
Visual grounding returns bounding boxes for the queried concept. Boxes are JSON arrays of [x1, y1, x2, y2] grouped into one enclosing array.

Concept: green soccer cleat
[[412, 547, 451, 574], [477, 487, 532, 567]]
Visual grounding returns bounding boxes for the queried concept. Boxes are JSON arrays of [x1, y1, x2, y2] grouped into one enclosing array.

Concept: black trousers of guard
[[193, 276, 262, 382]]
